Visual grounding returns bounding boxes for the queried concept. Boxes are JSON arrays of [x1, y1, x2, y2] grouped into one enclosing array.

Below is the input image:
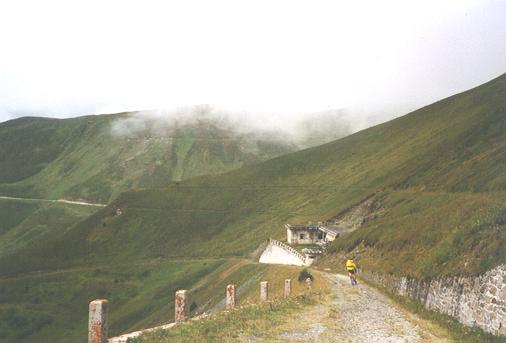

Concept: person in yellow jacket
[[346, 259, 358, 285]]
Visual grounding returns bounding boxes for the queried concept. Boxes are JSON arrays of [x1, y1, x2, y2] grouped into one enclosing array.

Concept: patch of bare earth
[[332, 195, 383, 235]]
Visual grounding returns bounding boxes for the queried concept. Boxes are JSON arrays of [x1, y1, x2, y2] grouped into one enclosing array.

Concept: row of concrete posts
[[88, 279, 299, 343]]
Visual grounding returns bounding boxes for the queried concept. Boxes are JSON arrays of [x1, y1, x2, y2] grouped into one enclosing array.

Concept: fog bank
[[110, 106, 353, 148]]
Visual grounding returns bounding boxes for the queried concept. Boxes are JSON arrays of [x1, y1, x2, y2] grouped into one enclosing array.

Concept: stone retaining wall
[[361, 264, 506, 336]]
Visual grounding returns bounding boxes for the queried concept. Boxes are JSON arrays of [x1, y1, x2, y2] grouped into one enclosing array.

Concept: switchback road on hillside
[[244, 272, 453, 343], [0, 195, 106, 207]]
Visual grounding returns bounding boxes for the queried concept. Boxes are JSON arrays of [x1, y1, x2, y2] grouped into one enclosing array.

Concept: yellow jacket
[[346, 260, 357, 271]]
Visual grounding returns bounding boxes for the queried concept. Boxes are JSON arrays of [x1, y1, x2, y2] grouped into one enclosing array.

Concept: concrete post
[[175, 290, 189, 322], [226, 284, 236, 309], [88, 299, 108, 343], [260, 281, 268, 302], [284, 279, 292, 297], [306, 277, 312, 289]]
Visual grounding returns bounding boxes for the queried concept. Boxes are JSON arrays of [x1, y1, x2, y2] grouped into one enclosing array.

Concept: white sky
[[0, 0, 505, 124]]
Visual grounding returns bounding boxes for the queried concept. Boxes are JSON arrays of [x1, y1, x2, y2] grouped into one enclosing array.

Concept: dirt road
[[0, 195, 106, 207], [262, 273, 452, 342]]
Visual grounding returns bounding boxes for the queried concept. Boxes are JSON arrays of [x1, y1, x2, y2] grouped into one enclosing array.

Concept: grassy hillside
[[0, 112, 298, 203], [0, 259, 316, 342], [0, 258, 227, 342], [0, 117, 82, 184], [5, 74, 505, 275], [1, 73, 505, 341], [0, 198, 98, 257]]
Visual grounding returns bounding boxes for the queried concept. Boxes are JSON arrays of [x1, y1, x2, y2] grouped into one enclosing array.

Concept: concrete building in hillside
[[285, 223, 340, 245], [258, 223, 342, 267]]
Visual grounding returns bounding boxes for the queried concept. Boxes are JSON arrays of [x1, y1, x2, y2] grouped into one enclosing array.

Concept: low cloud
[[110, 105, 353, 148]]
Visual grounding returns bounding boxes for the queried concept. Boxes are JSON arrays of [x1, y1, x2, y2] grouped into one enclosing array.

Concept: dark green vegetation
[[0, 198, 98, 257], [297, 268, 313, 282], [0, 117, 81, 184], [0, 258, 223, 342], [0, 112, 300, 203], [1, 73, 505, 341]]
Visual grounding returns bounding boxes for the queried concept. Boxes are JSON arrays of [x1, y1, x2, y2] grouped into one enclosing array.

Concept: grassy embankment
[[130, 266, 328, 343]]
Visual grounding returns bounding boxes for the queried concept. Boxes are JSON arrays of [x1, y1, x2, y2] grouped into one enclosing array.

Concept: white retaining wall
[[259, 240, 307, 266]]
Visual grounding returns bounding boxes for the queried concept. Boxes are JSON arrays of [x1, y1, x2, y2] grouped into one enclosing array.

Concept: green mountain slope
[[9, 73, 505, 275], [0, 198, 98, 258], [1, 73, 505, 341], [0, 112, 298, 203], [0, 116, 83, 183]]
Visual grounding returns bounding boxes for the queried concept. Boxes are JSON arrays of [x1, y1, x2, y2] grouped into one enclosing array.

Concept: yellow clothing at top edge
[[346, 260, 357, 271]]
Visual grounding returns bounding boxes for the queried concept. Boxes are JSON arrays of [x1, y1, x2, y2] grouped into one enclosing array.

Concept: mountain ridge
[[0, 112, 300, 203], [0, 108, 352, 203]]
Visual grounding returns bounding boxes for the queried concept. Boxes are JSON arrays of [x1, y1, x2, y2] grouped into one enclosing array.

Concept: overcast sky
[[0, 0, 505, 125]]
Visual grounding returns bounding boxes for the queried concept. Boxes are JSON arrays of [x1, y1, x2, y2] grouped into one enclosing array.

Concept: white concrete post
[[175, 290, 189, 322], [88, 299, 108, 343], [260, 281, 268, 302], [306, 277, 312, 289], [284, 279, 292, 297], [226, 284, 236, 309]]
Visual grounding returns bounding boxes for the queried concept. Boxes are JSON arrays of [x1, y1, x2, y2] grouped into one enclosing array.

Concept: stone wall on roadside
[[361, 264, 506, 336]]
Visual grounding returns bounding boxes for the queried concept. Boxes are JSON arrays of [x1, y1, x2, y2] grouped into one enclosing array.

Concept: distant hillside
[[1, 73, 505, 342], [0, 198, 98, 258], [0, 112, 303, 203], [0, 109, 353, 203]]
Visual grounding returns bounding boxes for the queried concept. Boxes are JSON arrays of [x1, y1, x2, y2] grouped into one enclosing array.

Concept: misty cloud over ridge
[[110, 105, 353, 148]]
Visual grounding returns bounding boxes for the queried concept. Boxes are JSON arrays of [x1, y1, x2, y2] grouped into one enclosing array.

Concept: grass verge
[[127, 267, 329, 342], [129, 293, 321, 343]]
